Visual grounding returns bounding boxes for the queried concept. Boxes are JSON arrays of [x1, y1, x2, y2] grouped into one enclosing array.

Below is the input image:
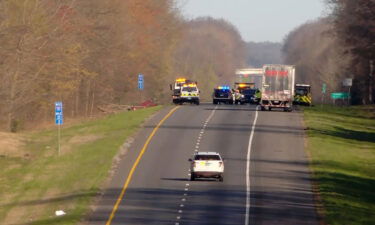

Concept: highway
[[88, 104, 318, 225]]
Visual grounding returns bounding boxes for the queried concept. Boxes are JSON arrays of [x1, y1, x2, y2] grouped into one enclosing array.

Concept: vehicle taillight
[[219, 162, 223, 167]]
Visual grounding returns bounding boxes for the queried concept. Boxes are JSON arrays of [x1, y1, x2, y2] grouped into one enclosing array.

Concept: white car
[[189, 152, 224, 181]]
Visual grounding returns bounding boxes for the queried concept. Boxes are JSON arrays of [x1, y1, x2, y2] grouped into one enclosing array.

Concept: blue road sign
[[55, 102, 63, 125], [138, 74, 144, 90]]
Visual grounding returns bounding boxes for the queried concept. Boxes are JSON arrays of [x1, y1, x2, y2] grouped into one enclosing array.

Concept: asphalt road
[[87, 103, 318, 225]]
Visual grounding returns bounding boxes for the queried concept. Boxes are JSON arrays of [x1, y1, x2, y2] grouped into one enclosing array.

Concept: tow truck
[[233, 82, 260, 104]]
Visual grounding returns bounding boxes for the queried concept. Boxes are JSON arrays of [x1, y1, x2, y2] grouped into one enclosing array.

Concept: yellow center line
[[105, 106, 180, 225]]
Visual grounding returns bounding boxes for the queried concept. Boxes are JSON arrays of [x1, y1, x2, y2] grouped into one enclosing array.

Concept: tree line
[[283, 0, 375, 104], [0, 0, 246, 131]]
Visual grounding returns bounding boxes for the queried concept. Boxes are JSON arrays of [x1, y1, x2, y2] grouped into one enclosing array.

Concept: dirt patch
[[68, 134, 103, 145], [60, 135, 103, 155], [0, 132, 26, 158]]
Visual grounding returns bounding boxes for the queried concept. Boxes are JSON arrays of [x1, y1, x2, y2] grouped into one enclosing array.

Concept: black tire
[[190, 173, 195, 181], [229, 100, 234, 105], [261, 106, 265, 111], [196, 100, 200, 105], [269, 107, 272, 111], [219, 176, 223, 182], [213, 100, 217, 104]]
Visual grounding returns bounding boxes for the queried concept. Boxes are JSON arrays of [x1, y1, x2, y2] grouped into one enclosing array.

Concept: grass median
[[0, 106, 162, 225], [303, 105, 375, 225]]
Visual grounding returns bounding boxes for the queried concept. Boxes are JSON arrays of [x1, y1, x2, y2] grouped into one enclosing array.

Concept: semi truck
[[260, 64, 295, 111]]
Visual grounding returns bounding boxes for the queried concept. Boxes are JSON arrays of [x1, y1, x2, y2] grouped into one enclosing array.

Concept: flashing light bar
[[183, 83, 197, 87], [218, 86, 230, 90], [238, 84, 250, 88], [176, 78, 186, 83]]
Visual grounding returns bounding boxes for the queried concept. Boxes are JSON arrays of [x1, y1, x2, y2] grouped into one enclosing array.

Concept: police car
[[189, 152, 224, 181], [212, 86, 234, 104]]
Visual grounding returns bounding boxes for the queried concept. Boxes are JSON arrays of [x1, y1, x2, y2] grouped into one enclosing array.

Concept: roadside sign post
[[138, 74, 144, 90], [321, 83, 327, 106], [55, 102, 63, 156], [138, 74, 144, 103], [343, 78, 352, 105]]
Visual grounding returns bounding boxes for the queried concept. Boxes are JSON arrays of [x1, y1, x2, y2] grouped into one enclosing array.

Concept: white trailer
[[260, 64, 295, 112]]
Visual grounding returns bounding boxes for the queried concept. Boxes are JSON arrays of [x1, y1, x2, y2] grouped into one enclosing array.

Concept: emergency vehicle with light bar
[[212, 86, 234, 104], [233, 82, 260, 105], [170, 78, 200, 105]]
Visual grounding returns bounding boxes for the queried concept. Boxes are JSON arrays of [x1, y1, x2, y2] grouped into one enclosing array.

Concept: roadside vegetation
[[0, 106, 161, 225], [283, 1, 374, 105], [303, 105, 375, 225], [0, 0, 246, 132]]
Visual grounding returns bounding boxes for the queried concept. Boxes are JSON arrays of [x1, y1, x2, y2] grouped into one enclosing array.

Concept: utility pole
[[369, 59, 373, 104]]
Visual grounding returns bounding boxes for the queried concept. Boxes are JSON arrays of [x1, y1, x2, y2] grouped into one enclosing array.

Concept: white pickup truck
[[189, 152, 224, 181]]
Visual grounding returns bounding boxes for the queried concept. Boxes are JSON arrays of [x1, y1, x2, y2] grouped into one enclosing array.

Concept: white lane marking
[[175, 105, 218, 223], [245, 105, 259, 225]]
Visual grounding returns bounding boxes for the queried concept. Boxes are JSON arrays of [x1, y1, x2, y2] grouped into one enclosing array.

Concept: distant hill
[[246, 42, 283, 67]]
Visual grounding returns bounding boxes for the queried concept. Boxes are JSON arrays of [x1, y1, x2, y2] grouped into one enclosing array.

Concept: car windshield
[[194, 155, 221, 160], [214, 89, 231, 94], [296, 89, 308, 95], [182, 87, 197, 92], [242, 89, 256, 95]]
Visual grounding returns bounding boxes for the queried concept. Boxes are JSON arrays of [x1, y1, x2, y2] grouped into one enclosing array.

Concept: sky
[[176, 0, 327, 43]]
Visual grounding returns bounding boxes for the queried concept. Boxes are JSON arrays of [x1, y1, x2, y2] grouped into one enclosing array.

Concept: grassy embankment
[[0, 106, 162, 225], [303, 105, 375, 225]]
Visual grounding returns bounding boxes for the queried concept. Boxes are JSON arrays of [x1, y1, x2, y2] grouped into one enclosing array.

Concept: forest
[[283, 0, 375, 104], [0, 0, 373, 132], [0, 0, 246, 131]]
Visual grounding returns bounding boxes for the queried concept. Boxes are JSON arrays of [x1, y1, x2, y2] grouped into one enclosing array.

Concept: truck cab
[[294, 84, 312, 106]]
